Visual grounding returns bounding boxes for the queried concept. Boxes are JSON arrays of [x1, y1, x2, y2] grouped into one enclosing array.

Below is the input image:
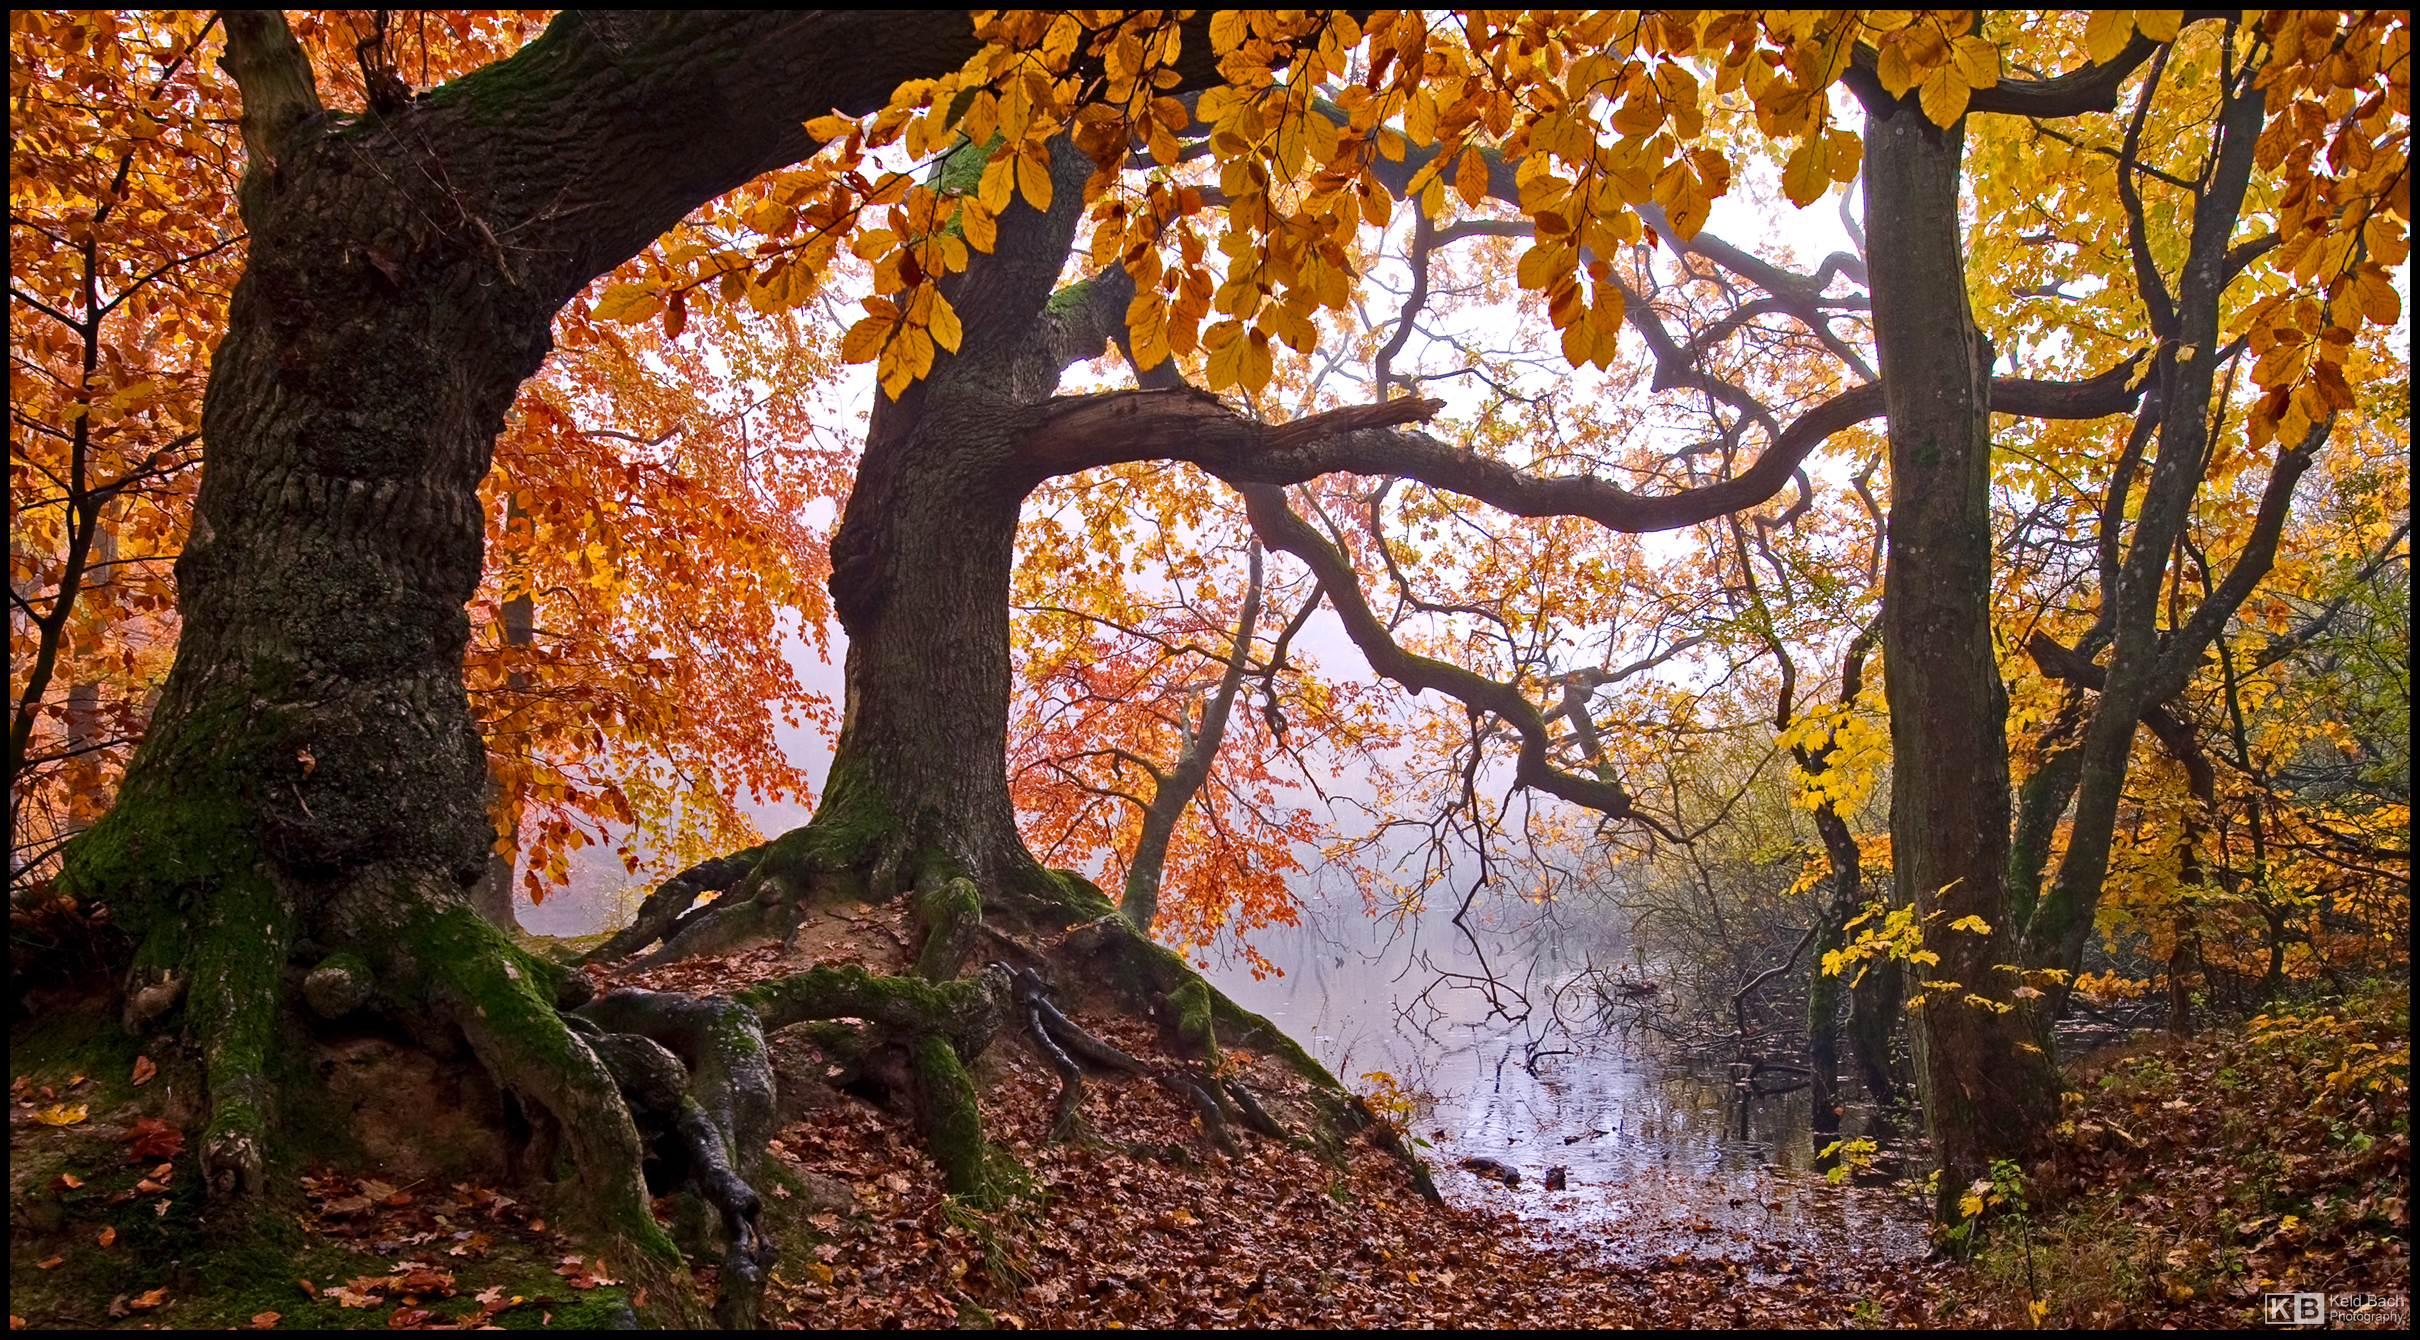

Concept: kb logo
[[2264, 1292, 2326, 1326]]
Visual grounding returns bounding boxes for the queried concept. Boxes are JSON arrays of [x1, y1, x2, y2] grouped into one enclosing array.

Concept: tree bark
[[1860, 96, 2058, 1222], [53, 12, 1004, 1313], [2019, 71, 2277, 1024], [1802, 635, 1874, 1137]]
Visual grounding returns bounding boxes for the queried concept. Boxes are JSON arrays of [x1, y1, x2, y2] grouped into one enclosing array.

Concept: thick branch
[[2024, 631, 2215, 804], [218, 10, 324, 178], [1236, 483, 1656, 830], [1845, 30, 2164, 120], [1022, 356, 2139, 534]]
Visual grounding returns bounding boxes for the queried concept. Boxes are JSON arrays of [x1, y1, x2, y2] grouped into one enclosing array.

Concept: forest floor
[[7, 900, 2407, 1330]]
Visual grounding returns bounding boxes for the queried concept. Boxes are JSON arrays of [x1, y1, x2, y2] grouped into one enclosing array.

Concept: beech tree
[[18, 7, 2407, 1319]]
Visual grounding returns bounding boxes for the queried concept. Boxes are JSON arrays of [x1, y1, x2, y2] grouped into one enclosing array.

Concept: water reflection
[[1203, 893, 1928, 1266]]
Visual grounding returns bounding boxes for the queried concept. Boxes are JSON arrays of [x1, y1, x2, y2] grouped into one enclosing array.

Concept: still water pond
[[1202, 899, 1928, 1268]]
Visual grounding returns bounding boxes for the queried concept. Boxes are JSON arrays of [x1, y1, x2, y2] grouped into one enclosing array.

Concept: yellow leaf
[[2134, 11, 2182, 43], [1951, 35, 2000, 90], [1202, 319, 1246, 392], [1015, 145, 1053, 212], [850, 227, 897, 260], [1827, 129, 1863, 182], [1780, 136, 1828, 207], [591, 283, 660, 325], [32, 1103, 89, 1126], [1661, 170, 1709, 241], [2084, 10, 2134, 66], [1559, 320, 1595, 367], [1127, 291, 1171, 369], [1454, 145, 1488, 208], [979, 152, 1016, 216], [745, 198, 794, 235], [1612, 90, 1663, 138], [1261, 300, 1315, 353], [1918, 64, 1970, 127], [1516, 242, 1566, 292], [1241, 327, 1273, 391], [2352, 264, 2400, 325], [1208, 11, 1249, 53], [803, 113, 857, 143], [1875, 38, 1918, 98], [928, 290, 963, 353], [959, 198, 998, 254], [1405, 88, 1439, 148], [840, 315, 890, 365]]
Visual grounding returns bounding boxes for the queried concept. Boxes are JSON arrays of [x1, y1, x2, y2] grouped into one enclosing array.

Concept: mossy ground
[[7, 988, 645, 1330]]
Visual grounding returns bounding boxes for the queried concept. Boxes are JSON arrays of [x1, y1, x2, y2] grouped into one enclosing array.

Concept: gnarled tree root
[[1000, 960, 1298, 1159], [187, 871, 292, 1200], [284, 892, 711, 1324], [733, 962, 1022, 1206], [1046, 914, 1441, 1198], [573, 987, 779, 1329], [583, 845, 769, 967]]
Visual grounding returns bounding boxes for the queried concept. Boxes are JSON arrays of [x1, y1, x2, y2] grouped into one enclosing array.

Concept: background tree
[[10, 13, 231, 903]]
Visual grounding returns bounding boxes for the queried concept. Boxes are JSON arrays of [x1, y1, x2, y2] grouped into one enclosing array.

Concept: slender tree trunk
[[1848, 953, 1902, 1107], [469, 509, 533, 934], [2021, 74, 2279, 1022], [1122, 545, 1264, 934], [1805, 803, 1861, 1136], [1862, 98, 2059, 1222], [1800, 631, 1876, 1136]]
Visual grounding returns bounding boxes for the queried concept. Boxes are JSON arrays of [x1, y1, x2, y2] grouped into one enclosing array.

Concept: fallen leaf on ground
[[122, 1116, 185, 1160], [31, 1103, 87, 1126]]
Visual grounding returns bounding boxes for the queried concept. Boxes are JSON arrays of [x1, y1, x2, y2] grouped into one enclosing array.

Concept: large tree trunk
[[51, 13, 1001, 1320], [674, 140, 1123, 955], [1861, 98, 2059, 1225]]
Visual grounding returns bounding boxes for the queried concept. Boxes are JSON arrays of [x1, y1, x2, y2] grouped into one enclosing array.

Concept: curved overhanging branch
[[1234, 480, 1670, 837], [1844, 27, 2168, 120], [1021, 353, 2140, 534]]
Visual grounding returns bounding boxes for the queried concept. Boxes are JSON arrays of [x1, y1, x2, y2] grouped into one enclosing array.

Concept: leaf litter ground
[[9, 912, 2406, 1329]]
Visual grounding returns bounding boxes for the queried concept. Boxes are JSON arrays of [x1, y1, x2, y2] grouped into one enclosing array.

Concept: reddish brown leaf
[[122, 1116, 185, 1161]]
